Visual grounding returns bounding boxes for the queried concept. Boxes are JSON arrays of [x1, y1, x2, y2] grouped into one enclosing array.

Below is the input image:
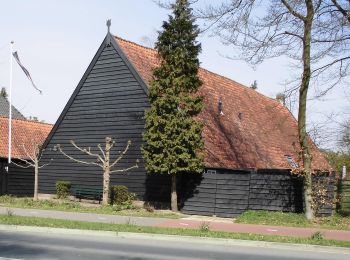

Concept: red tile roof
[[0, 116, 52, 160], [115, 37, 330, 170]]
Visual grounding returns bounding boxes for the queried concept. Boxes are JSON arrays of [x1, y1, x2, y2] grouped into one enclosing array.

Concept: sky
[[0, 0, 348, 150]]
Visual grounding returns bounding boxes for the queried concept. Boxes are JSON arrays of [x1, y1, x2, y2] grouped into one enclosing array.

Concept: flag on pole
[[12, 51, 42, 94]]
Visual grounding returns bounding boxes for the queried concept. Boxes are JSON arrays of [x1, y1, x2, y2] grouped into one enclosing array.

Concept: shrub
[[199, 222, 210, 232], [110, 185, 135, 207], [311, 231, 324, 241], [311, 174, 333, 216], [56, 181, 71, 199], [0, 195, 15, 204]]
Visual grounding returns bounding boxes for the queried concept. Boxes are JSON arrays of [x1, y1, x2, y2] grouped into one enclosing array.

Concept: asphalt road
[[0, 230, 349, 260]]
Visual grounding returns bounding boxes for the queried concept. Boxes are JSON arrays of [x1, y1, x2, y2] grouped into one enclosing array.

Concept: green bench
[[74, 186, 103, 204]]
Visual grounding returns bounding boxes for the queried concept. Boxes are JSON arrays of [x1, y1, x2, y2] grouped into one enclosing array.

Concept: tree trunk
[[33, 159, 39, 201], [171, 173, 178, 212], [299, 0, 314, 220], [102, 167, 110, 205], [102, 137, 112, 206]]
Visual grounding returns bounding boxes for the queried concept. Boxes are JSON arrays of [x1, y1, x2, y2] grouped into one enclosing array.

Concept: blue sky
[[0, 0, 348, 149]]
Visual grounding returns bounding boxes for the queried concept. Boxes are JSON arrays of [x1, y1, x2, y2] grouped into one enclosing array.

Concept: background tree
[[327, 119, 350, 176], [56, 137, 138, 205], [199, 0, 350, 219], [11, 142, 51, 201], [340, 119, 350, 153], [142, 0, 204, 212]]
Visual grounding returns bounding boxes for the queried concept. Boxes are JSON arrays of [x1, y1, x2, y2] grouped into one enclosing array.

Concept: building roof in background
[[0, 95, 26, 120], [0, 116, 52, 160], [115, 36, 330, 170]]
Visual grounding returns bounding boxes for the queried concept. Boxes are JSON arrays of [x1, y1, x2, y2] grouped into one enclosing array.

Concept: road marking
[[266, 229, 278, 232], [0, 257, 24, 260]]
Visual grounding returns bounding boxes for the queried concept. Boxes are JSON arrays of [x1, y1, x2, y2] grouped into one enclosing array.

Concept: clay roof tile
[[0, 116, 52, 160], [114, 36, 330, 170]]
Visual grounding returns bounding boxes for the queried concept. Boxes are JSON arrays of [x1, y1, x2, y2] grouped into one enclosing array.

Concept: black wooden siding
[[180, 170, 250, 217], [249, 169, 303, 213], [180, 169, 334, 217], [0, 160, 7, 195], [39, 39, 151, 199], [0, 159, 34, 197]]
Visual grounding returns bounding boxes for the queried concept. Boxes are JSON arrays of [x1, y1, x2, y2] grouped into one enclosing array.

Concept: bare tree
[[340, 119, 350, 152], [11, 142, 51, 201], [198, 0, 350, 219], [56, 137, 138, 205]]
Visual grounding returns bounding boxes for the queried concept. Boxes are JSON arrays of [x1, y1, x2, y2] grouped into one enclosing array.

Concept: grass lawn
[[0, 214, 350, 248], [236, 210, 350, 231], [0, 195, 181, 219]]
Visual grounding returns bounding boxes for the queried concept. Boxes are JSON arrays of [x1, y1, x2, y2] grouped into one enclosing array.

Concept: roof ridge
[[0, 115, 53, 126], [0, 95, 26, 119], [114, 36, 284, 107], [115, 36, 157, 52]]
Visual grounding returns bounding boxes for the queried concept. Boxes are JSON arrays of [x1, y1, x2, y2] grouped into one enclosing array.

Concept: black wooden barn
[[39, 31, 332, 217]]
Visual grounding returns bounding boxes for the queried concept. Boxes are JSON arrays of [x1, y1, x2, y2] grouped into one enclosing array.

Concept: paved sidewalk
[[1, 206, 350, 241], [157, 219, 350, 241], [0, 207, 164, 226]]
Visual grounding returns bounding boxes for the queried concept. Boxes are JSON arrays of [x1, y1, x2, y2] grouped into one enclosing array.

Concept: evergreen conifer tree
[[142, 0, 204, 211]]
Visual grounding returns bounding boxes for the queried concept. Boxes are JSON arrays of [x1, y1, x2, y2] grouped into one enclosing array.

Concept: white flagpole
[[8, 41, 14, 164]]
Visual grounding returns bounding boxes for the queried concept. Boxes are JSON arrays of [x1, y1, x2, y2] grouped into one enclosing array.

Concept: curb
[[1, 224, 350, 254], [118, 232, 350, 254], [0, 224, 118, 237]]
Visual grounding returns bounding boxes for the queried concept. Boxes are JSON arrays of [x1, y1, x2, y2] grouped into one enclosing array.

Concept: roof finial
[[106, 19, 111, 33]]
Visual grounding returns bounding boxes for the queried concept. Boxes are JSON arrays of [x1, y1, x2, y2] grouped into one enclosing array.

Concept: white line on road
[[266, 229, 278, 232], [0, 257, 24, 260]]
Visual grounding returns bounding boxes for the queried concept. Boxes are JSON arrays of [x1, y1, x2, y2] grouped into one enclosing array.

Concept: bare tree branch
[[110, 164, 139, 174], [97, 144, 106, 160], [56, 144, 103, 168], [331, 0, 350, 23], [38, 159, 53, 169], [22, 144, 35, 162], [281, 0, 306, 21], [111, 140, 132, 168], [70, 140, 104, 163], [11, 161, 33, 169], [312, 56, 350, 74]]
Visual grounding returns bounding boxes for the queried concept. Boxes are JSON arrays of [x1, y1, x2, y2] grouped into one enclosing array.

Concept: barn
[[0, 116, 52, 196], [39, 31, 332, 217]]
